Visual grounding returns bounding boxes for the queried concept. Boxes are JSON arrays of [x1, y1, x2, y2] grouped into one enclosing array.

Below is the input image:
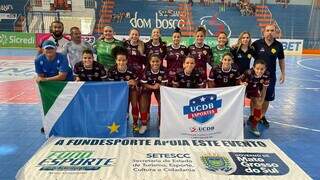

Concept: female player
[[212, 31, 230, 66]]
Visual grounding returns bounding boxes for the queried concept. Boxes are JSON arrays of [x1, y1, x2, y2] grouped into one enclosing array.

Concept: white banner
[[16, 138, 311, 180], [160, 85, 245, 140]]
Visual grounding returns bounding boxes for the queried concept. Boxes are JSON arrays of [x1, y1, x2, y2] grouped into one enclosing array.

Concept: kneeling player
[[208, 52, 241, 88], [74, 49, 107, 81], [173, 56, 204, 88]]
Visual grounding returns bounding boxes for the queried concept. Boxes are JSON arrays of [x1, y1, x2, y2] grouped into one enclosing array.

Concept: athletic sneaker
[[247, 115, 254, 125], [250, 127, 261, 137], [139, 125, 147, 134], [40, 127, 45, 134], [260, 116, 270, 128], [133, 124, 140, 132]]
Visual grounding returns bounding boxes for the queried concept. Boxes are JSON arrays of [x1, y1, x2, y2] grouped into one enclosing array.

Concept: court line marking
[[275, 87, 320, 90], [4, 92, 25, 103], [286, 76, 320, 83], [297, 59, 320, 72], [271, 121, 320, 133]]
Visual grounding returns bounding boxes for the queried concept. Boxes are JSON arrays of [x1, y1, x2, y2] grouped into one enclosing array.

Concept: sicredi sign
[[0, 32, 35, 48]]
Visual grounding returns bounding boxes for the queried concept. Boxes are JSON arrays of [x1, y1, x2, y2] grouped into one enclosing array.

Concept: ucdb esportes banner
[[160, 85, 245, 140]]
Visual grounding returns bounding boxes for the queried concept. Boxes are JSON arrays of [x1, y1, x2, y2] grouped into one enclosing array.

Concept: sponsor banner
[[16, 138, 311, 180], [0, 32, 35, 48], [160, 85, 245, 140], [278, 39, 303, 55]]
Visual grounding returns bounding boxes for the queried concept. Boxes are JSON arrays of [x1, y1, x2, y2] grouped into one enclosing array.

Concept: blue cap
[[42, 40, 56, 49]]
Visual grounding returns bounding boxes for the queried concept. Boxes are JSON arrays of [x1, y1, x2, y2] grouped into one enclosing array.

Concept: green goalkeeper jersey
[[93, 38, 123, 69], [211, 45, 231, 65]]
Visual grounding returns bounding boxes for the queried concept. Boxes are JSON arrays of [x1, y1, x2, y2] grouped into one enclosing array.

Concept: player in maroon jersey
[[164, 27, 188, 86], [241, 59, 270, 137], [139, 54, 168, 134], [124, 28, 146, 78], [144, 28, 167, 61], [188, 26, 212, 80], [108, 46, 140, 132], [208, 52, 241, 88], [173, 56, 204, 88]]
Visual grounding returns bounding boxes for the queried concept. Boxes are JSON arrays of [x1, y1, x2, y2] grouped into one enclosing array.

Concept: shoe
[[247, 115, 254, 125], [139, 125, 147, 134], [260, 116, 270, 128], [250, 127, 260, 137], [40, 127, 45, 134], [133, 124, 140, 132]]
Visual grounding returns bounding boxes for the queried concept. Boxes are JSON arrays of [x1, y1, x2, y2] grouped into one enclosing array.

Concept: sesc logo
[[183, 94, 222, 124]]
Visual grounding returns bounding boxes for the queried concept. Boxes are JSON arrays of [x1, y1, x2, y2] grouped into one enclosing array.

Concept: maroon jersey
[[188, 44, 212, 78], [107, 65, 138, 81], [73, 61, 107, 81], [144, 41, 167, 60], [141, 67, 168, 85], [173, 70, 204, 88], [208, 65, 241, 87], [241, 68, 270, 98], [165, 44, 188, 84], [124, 40, 146, 76]]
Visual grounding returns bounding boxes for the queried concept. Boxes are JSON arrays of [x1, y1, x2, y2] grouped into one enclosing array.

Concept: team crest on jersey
[[203, 50, 207, 55], [200, 153, 235, 174], [247, 54, 252, 59], [94, 72, 99, 77], [181, 50, 184, 55], [271, 48, 277, 54], [158, 76, 163, 81], [183, 94, 222, 124], [125, 75, 130, 80], [111, 44, 116, 49]]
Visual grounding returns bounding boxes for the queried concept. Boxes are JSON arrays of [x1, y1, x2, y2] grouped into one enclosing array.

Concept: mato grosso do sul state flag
[[38, 81, 128, 138], [160, 85, 246, 140]]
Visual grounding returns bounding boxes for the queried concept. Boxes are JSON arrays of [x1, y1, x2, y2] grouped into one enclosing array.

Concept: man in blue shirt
[[252, 24, 285, 128], [35, 40, 74, 82]]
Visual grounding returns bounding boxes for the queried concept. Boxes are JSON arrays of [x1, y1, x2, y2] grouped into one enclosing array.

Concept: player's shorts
[[265, 77, 276, 101]]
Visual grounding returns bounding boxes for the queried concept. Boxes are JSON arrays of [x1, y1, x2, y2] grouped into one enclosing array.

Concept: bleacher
[[192, 4, 261, 38], [267, 5, 311, 39], [0, 1, 29, 31]]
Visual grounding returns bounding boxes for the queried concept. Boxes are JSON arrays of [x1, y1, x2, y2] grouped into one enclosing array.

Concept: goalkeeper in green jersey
[[93, 26, 123, 69]]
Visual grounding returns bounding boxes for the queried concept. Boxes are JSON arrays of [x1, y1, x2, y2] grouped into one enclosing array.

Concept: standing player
[[124, 28, 146, 78], [93, 26, 123, 69], [37, 20, 70, 54], [108, 46, 140, 132], [73, 49, 107, 81], [252, 24, 285, 127], [140, 54, 168, 134], [208, 52, 241, 88], [212, 32, 231, 66], [241, 59, 270, 136], [231, 31, 255, 75], [164, 27, 188, 86], [173, 56, 204, 88], [144, 28, 167, 61], [188, 26, 212, 81], [63, 27, 93, 70]]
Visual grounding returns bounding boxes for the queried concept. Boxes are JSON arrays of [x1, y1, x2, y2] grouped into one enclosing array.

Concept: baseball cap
[[42, 40, 56, 49]]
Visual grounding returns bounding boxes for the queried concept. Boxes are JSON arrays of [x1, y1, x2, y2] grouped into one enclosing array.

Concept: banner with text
[[160, 86, 245, 140], [16, 138, 311, 180], [0, 32, 35, 48]]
